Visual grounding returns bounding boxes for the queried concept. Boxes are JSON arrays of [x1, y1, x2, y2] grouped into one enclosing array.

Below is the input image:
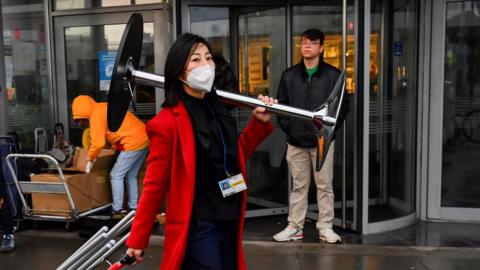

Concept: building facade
[[1, 0, 479, 234]]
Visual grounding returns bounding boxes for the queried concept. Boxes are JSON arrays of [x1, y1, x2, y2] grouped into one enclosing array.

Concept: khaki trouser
[[286, 142, 334, 230]]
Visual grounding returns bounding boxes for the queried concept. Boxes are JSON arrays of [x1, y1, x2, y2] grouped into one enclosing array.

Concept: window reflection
[[189, 7, 237, 95], [238, 8, 286, 97], [238, 8, 289, 207], [190, 7, 230, 61], [442, 1, 480, 208], [2, 0, 52, 150], [292, 5, 356, 94], [368, 0, 418, 222], [65, 23, 155, 146]]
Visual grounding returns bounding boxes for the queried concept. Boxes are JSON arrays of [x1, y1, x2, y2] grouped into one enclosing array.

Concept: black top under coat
[[183, 90, 241, 221]]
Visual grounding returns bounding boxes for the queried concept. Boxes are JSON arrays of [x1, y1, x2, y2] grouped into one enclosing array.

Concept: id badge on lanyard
[[207, 104, 247, 198], [218, 173, 246, 198]]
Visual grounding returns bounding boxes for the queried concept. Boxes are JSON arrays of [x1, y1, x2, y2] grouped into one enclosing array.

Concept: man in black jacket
[[273, 28, 348, 243]]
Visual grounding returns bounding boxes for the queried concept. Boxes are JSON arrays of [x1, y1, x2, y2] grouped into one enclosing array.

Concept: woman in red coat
[[125, 33, 276, 269]]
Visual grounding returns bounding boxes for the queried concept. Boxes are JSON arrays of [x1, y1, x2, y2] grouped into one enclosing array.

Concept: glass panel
[[369, 0, 418, 222], [2, 0, 52, 150], [190, 7, 230, 62], [238, 8, 289, 208], [292, 1, 356, 226], [442, 1, 480, 208], [189, 6, 233, 94], [238, 8, 286, 97], [292, 4, 356, 94], [64, 22, 155, 146], [54, 0, 167, 10]]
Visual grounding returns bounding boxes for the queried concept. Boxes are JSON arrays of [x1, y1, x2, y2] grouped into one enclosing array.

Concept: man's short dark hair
[[301, 28, 325, 45]]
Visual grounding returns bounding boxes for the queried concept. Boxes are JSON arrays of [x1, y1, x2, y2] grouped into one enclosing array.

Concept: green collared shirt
[[306, 65, 318, 78]]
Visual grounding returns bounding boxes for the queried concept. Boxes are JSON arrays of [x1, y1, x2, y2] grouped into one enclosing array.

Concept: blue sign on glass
[[98, 51, 117, 91], [394, 41, 403, 56]]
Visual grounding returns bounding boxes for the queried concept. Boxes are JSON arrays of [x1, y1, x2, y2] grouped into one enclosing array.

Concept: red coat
[[126, 101, 274, 270]]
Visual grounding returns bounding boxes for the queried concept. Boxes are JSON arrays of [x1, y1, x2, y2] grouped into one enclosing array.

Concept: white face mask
[[182, 64, 215, 93]]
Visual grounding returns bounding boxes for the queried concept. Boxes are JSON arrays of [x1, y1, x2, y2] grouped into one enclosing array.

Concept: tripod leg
[[57, 226, 109, 270], [86, 232, 130, 270], [78, 240, 117, 270]]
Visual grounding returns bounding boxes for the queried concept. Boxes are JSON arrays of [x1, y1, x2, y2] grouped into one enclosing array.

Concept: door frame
[[0, 4, 7, 133], [181, 1, 357, 229], [233, 5, 290, 218], [52, 6, 170, 140], [427, 0, 480, 221], [183, 4, 293, 219]]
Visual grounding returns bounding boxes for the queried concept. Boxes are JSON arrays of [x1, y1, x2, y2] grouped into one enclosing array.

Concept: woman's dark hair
[[163, 33, 213, 107]]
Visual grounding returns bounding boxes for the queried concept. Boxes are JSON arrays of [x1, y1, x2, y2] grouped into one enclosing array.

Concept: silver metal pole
[[86, 233, 131, 270], [57, 226, 109, 269], [216, 90, 332, 125], [129, 70, 338, 127], [77, 240, 117, 270], [105, 210, 136, 239], [244, 16, 250, 95], [132, 69, 165, 88], [58, 213, 135, 270], [63, 233, 109, 270], [342, 0, 348, 229], [115, 217, 135, 238]]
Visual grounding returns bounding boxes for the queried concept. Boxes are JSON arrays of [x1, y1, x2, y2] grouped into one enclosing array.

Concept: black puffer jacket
[[276, 61, 349, 148]]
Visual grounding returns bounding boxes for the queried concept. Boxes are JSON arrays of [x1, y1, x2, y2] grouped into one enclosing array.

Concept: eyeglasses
[[301, 40, 320, 46]]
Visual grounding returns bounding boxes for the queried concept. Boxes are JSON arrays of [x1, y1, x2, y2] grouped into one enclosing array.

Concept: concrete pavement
[[2, 229, 480, 270]]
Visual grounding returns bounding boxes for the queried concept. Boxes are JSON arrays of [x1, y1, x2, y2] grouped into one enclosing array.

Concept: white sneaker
[[273, 225, 303, 242], [319, 228, 341, 243]]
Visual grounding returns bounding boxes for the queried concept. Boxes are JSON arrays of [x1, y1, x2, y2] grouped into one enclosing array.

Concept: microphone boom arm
[[127, 63, 336, 129]]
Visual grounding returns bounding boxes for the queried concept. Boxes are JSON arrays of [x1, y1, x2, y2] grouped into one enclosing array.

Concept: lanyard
[[206, 103, 231, 177]]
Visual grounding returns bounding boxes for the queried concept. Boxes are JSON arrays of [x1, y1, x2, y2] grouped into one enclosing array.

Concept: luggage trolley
[[5, 153, 111, 229]]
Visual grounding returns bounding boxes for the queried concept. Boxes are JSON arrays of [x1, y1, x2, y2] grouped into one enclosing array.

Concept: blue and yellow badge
[[218, 173, 247, 198]]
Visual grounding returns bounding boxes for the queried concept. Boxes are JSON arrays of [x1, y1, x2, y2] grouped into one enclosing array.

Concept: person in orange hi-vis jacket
[[72, 95, 149, 217]]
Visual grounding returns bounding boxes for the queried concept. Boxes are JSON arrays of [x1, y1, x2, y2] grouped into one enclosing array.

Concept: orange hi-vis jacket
[[72, 95, 148, 161]]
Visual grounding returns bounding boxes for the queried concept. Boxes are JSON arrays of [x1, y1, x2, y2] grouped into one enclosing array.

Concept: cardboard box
[[30, 149, 115, 216], [65, 148, 114, 173]]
